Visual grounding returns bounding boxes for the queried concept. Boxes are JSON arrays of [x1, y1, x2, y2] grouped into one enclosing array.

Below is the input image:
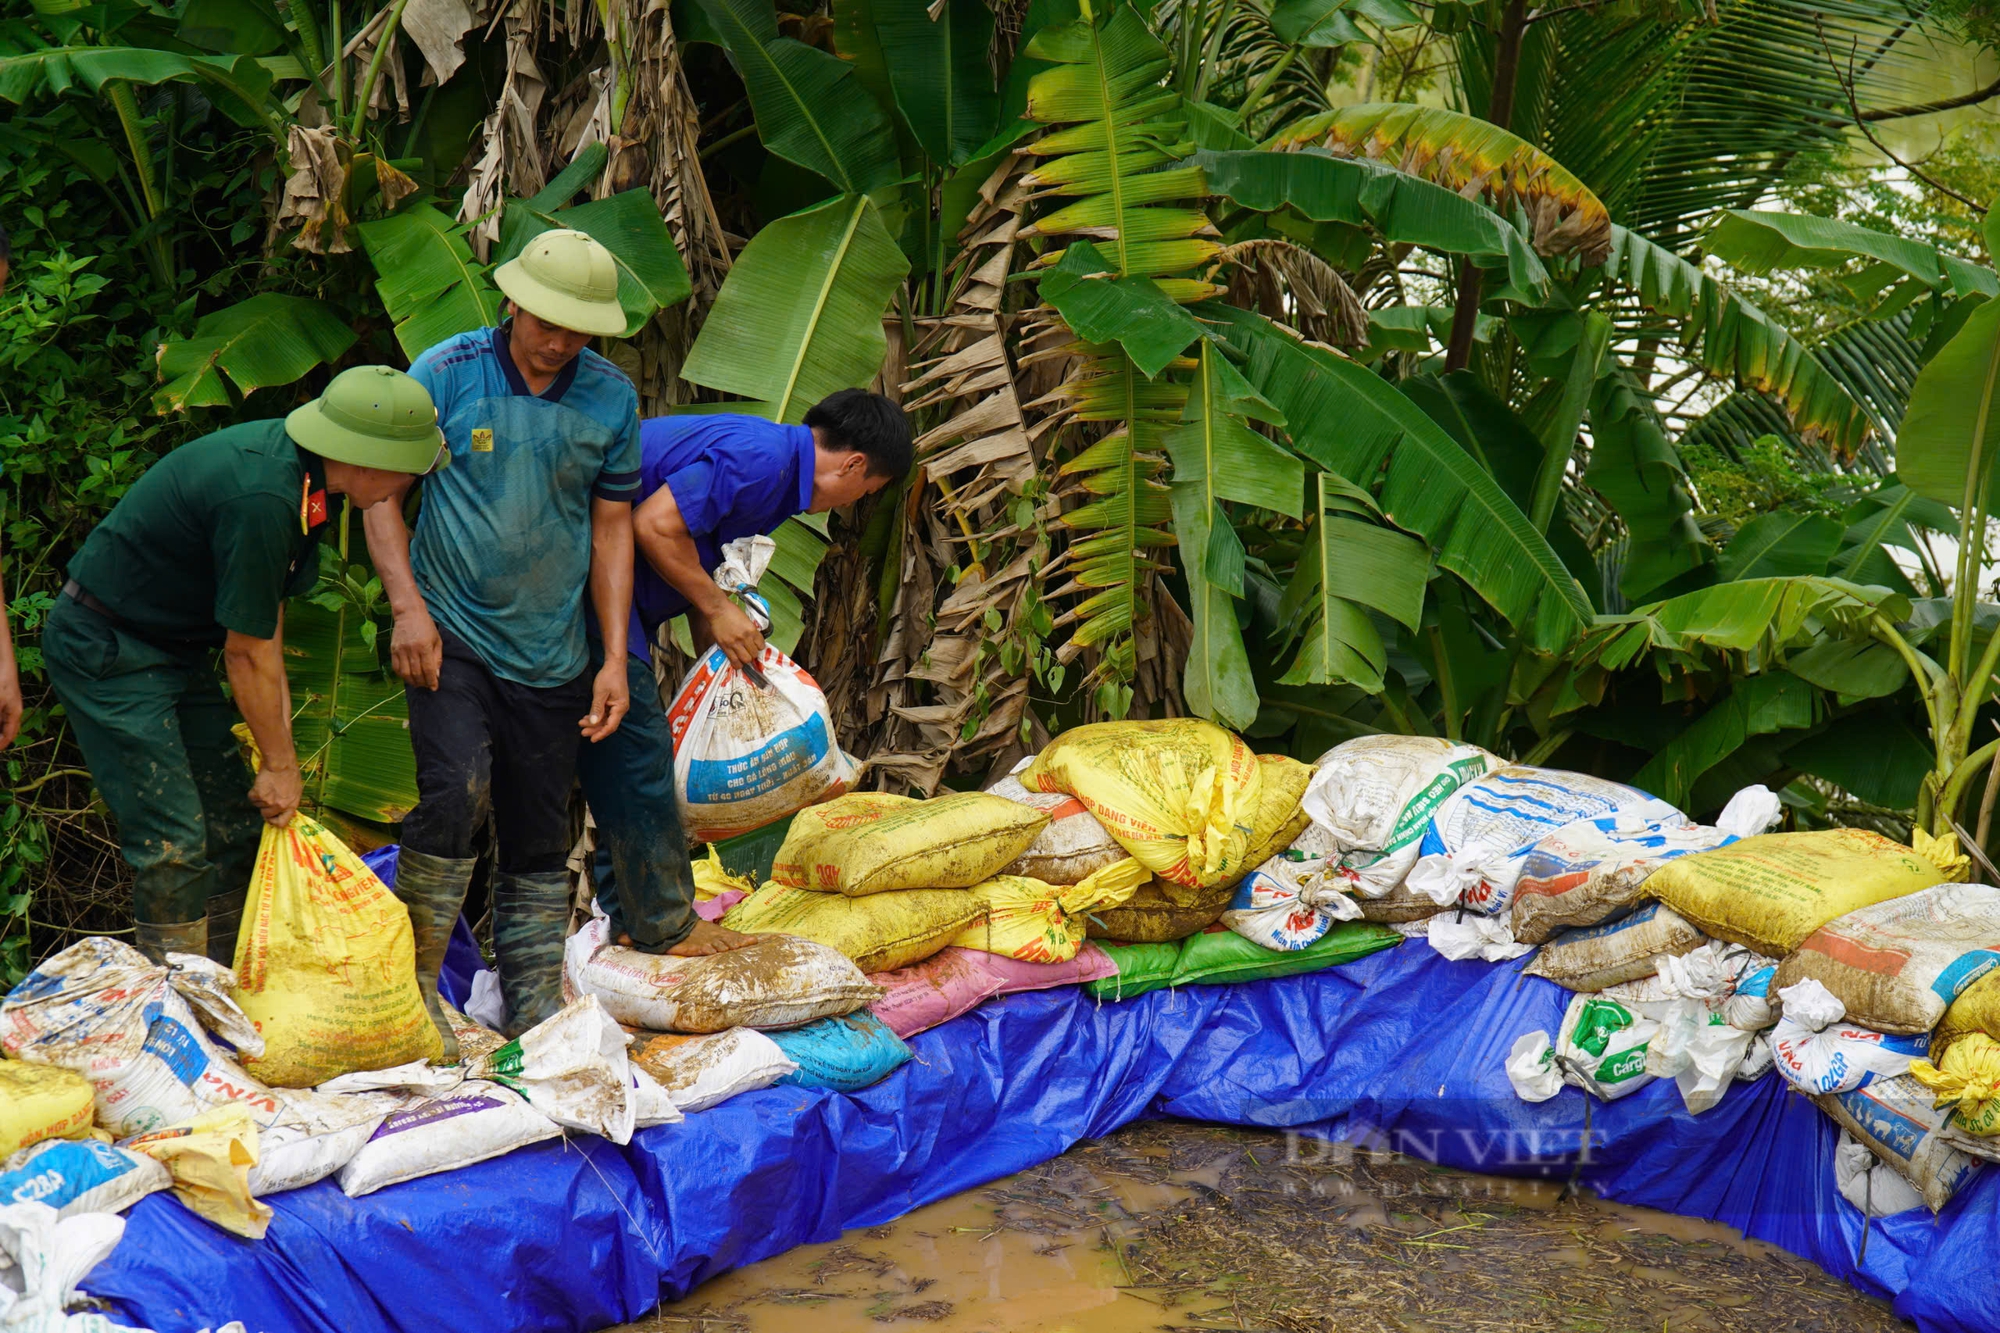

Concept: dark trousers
[[575, 639, 697, 950], [41, 595, 261, 926], [401, 629, 589, 875]]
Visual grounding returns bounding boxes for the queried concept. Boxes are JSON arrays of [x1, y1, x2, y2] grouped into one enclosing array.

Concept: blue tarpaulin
[[78, 848, 1999, 1333]]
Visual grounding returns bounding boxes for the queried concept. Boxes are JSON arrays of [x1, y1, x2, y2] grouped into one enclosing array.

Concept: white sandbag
[[1834, 1128, 1927, 1217], [469, 996, 641, 1144], [564, 906, 881, 1032], [666, 536, 859, 843], [1772, 979, 1929, 1095], [0, 1142, 168, 1220], [630, 1028, 796, 1113], [336, 1081, 560, 1198], [1645, 1000, 1754, 1114], [987, 768, 1128, 885], [0, 1203, 126, 1333], [1526, 902, 1707, 992], [628, 1069, 683, 1130], [249, 1113, 387, 1197], [1302, 735, 1500, 852], [1818, 1073, 1979, 1212], [1405, 769, 1668, 916], [0, 939, 280, 1139], [1738, 1032, 1774, 1082], [1553, 992, 1663, 1100], [1427, 913, 1531, 962], [1220, 825, 1362, 951], [1509, 801, 1753, 945]]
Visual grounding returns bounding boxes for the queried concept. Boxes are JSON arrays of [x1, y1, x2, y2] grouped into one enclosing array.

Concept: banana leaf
[[356, 202, 502, 361], [1897, 296, 2000, 511], [1707, 210, 1997, 302], [494, 189, 693, 336], [681, 193, 910, 423], [153, 294, 356, 412]]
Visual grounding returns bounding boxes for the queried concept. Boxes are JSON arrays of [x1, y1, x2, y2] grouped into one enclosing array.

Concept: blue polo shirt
[[407, 325, 641, 687], [623, 414, 814, 663]]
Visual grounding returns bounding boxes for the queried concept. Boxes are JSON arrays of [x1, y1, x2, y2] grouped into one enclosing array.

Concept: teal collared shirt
[[406, 325, 641, 687]]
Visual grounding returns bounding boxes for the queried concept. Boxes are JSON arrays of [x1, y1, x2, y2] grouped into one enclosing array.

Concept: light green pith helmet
[[286, 366, 448, 474], [493, 228, 627, 337]]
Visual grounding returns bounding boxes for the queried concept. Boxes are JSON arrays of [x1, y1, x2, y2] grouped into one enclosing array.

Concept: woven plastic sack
[[771, 791, 1048, 897], [1774, 882, 2000, 1035], [565, 905, 881, 1031], [0, 1140, 169, 1219], [1509, 798, 1760, 945], [986, 770, 1127, 885], [1936, 967, 2000, 1062], [1221, 824, 1365, 951], [1911, 1032, 2000, 1138], [769, 1013, 911, 1092], [949, 859, 1148, 963], [721, 883, 983, 974], [1526, 902, 1707, 992], [337, 1080, 560, 1197], [1551, 993, 1662, 1100], [233, 816, 441, 1087], [1241, 755, 1314, 870], [630, 1029, 796, 1114], [1817, 1073, 1977, 1212], [1771, 979, 1928, 1095], [0, 1200, 127, 1333], [1648, 828, 1947, 957], [467, 996, 657, 1144], [1404, 769, 1665, 917], [866, 946, 1116, 1039], [1301, 735, 1500, 854], [119, 1104, 270, 1239], [1022, 720, 1263, 889], [0, 1066, 92, 1161], [667, 536, 859, 842], [1084, 942, 1181, 1001], [1085, 877, 1233, 943], [1082, 922, 1399, 1001]]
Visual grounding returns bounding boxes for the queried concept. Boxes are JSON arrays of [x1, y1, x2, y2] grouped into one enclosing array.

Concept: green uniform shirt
[[67, 419, 328, 644]]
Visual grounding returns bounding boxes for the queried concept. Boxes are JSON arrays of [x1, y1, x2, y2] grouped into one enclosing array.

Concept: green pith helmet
[[285, 366, 448, 474], [493, 228, 627, 337]]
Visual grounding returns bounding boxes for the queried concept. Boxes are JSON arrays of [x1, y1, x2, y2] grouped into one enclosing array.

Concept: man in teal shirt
[[367, 229, 638, 1053]]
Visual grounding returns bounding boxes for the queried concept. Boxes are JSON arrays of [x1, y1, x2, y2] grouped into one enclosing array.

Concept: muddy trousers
[[40, 595, 261, 951], [575, 639, 697, 952]]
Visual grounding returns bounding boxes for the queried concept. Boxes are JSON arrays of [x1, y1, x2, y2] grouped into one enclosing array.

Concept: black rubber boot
[[392, 848, 475, 1063]]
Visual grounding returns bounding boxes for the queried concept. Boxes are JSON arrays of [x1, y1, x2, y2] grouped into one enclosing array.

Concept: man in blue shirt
[[365, 228, 639, 1054], [579, 389, 911, 955]]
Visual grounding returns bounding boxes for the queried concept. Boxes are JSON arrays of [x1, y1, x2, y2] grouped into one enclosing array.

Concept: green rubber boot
[[134, 918, 207, 966], [392, 848, 474, 1063], [493, 870, 572, 1037]]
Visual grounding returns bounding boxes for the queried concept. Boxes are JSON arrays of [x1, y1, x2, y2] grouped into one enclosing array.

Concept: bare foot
[[616, 919, 761, 956]]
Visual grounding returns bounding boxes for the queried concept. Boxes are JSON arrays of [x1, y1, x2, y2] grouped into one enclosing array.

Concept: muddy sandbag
[[1774, 882, 2000, 1035], [467, 995, 679, 1144], [1355, 884, 1451, 925], [1509, 785, 1778, 945], [768, 1012, 912, 1092], [1301, 735, 1500, 855], [1772, 979, 1928, 1096], [771, 791, 1048, 897], [950, 859, 1148, 963], [1936, 967, 2000, 1063], [721, 883, 984, 973], [1526, 902, 1707, 992], [986, 772, 1128, 885], [1022, 719, 1264, 889], [1222, 824, 1365, 951], [866, 947, 1116, 1040], [1404, 768, 1667, 917], [1817, 1072, 1978, 1212], [0, 1064, 93, 1160], [630, 1029, 796, 1113], [1085, 877, 1233, 943], [1648, 828, 1947, 958], [565, 907, 883, 1031]]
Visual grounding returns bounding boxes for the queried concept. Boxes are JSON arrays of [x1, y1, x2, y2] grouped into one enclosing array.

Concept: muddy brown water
[[613, 1120, 1904, 1333]]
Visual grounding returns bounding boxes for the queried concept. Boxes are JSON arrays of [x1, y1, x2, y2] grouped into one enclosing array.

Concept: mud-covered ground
[[613, 1120, 1904, 1333]]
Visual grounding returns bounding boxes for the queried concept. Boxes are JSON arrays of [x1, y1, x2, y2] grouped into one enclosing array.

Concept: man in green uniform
[[43, 366, 448, 965]]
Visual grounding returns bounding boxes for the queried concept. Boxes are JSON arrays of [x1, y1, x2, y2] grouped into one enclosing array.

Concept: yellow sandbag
[[1913, 827, 1972, 883], [1912, 1033, 2000, 1136], [692, 847, 755, 901], [234, 815, 444, 1087], [1022, 720, 1263, 889], [0, 1061, 94, 1158], [1937, 968, 2000, 1062], [1241, 755, 1312, 871], [1646, 828, 1946, 957], [722, 883, 986, 973], [770, 792, 1049, 897], [121, 1104, 271, 1239], [950, 858, 1150, 964]]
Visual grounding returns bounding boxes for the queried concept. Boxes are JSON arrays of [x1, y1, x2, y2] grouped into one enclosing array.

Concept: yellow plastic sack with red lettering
[[950, 859, 1150, 963], [1022, 720, 1264, 889], [0, 1061, 94, 1158], [234, 815, 443, 1087]]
